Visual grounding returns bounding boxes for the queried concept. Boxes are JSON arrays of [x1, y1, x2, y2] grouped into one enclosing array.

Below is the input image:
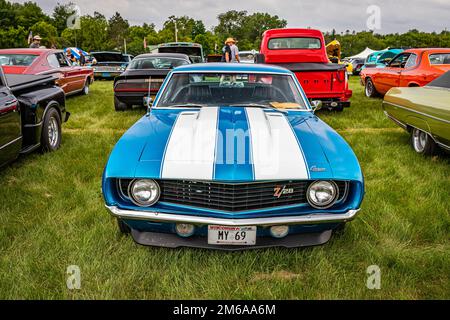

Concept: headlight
[[129, 179, 160, 207], [306, 181, 339, 209]]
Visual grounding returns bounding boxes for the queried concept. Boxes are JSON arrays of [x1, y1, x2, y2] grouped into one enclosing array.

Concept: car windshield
[[156, 72, 308, 110], [129, 57, 189, 70], [0, 54, 38, 66], [268, 37, 321, 50]]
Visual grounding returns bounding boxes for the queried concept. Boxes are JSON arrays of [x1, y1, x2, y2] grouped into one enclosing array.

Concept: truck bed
[[5, 74, 56, 93], [274, 62, 346, 72]]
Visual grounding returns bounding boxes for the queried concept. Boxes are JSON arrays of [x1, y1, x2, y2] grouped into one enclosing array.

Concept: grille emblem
[[273, 185, 294, 198]]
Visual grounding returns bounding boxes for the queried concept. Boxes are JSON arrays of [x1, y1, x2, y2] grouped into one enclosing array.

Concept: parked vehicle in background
[[383, 71, 450, 155], [0, 48, 93, 96], [102, 63, 364, 249], [361, 49, 404, 71], [91, 51, 130, 78], [361, 48, 450, 97], [0, 66, 68, 167], [239, 50, 258, 63], [350, 58, 366, 75], [258, 29, 352, 111], [113, 53, 191, 111], [206, 54, 222, 62], [156, 42, 204, 63], [123, 54, 134, 64]]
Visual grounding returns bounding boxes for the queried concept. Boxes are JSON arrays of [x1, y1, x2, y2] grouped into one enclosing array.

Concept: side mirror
[[311, 100, 322, 113], [143, 96, 153, 110]]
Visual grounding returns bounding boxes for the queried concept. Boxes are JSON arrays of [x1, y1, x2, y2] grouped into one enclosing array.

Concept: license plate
[[208, 225, 256, 245], [102, 72, 111, 77]]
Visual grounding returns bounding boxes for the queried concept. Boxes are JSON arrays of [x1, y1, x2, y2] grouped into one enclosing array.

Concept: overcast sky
[[13, 0, 450, 34]]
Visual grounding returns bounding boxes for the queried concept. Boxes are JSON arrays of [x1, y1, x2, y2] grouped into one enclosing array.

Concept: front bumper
[[106, 205, 359, 226], [130, 228, 334, 250]]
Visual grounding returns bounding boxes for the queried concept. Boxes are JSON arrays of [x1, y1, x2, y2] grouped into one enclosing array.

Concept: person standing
[[221, 41, 232, 63], [226, 38, 240, 63], [29, 35, 42, 48]]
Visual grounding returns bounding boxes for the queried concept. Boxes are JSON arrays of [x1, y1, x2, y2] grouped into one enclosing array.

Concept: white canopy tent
[[346, 47, 376, 60]]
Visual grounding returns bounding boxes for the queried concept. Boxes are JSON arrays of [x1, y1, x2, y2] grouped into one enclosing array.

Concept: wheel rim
[[84, 84, 89, 94], [412, 129, 427, 152], [48, 116, 59, 148], [366, 81, 373, 96]]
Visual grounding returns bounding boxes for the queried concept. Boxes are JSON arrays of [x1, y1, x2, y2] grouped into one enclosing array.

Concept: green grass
[[0, 77, 449, 299]]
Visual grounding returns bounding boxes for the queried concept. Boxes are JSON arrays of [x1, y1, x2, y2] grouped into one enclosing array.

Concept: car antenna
[[146, 75, 152, 116]]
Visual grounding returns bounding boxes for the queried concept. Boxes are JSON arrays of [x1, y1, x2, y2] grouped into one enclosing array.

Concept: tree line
[[1, 1, 449, 57]]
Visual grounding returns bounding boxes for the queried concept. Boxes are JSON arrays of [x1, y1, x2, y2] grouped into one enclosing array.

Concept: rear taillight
[[114, 79, 163, 92]]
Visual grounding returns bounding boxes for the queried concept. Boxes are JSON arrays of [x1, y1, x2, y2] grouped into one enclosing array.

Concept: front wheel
[[117, 218, 131, 234], [365, 78, 379, 98], [411, 128, 436, 155], [41, 107, 62, 152], [81, 80, 89, 95]]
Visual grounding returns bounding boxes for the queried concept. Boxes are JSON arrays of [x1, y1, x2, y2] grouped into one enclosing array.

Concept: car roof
[[405, 48, 450, 54], [172, 63, 292, 74], [0, 48, 61, 55], [134, 53, 190, 60], [262, 28, 323, 38]]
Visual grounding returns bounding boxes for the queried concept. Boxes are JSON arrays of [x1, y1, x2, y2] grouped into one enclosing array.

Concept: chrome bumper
[[106, 205, 360, 226]]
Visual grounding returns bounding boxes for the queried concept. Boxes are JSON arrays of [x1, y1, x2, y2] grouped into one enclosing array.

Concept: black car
[[113, 53, 191, 111], [0, 66, 68, 167], [351, 58, 366, 75], [91, 51, 132, 79]]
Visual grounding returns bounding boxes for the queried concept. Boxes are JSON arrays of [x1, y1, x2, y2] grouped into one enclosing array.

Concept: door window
[[47, 54, 60, 69], [55, 53, 70, 67], [389, 53, 411, 68], [404, 54, 418, 68]]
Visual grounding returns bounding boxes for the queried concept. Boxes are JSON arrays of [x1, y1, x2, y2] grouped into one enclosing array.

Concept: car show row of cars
[[0, 28, 448, 250]]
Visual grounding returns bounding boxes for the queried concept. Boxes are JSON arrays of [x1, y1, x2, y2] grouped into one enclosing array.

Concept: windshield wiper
[[165, 103, 207, 108]]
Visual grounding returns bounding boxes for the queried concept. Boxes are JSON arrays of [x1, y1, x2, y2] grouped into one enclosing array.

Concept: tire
[[117, 218, 131, 234], [333, 223, 346, 235], [81, 80, 89, 95], [114, 96, 128, 111], [41, 107, 62, 152], [365, 78, 379, 98], [410, 128, 436, 155], [334, 105, 344, 112]]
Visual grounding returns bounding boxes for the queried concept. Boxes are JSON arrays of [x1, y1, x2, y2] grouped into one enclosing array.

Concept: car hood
[[104, 107, 362, 182]]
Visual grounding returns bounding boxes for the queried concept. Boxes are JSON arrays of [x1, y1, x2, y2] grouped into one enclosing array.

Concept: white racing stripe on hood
[[245, 108, 309, 180], [161, 107, 219, 179]]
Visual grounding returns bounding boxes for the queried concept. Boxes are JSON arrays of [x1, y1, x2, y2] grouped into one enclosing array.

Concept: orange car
[[0, 48, 94, 96], [360, 48, 450, 97]]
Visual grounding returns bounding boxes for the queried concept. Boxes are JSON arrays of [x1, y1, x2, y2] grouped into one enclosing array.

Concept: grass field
[[0, 77, 449, 299]]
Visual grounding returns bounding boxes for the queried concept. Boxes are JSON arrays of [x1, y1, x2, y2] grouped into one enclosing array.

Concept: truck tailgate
[[277, 63, 349, 98]]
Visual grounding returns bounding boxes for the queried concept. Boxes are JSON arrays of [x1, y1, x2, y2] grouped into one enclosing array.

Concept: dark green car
[[382, 71, 450, 155]]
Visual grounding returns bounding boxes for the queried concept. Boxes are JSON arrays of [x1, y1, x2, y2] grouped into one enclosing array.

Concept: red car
[[360, 48, 450, 97], [258, 28, 352, 111], [0, 48, 94, 96]]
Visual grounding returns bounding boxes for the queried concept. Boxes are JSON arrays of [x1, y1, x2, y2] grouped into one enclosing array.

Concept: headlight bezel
[[306, 180, 339, 209], [128, 179, 160, 207]]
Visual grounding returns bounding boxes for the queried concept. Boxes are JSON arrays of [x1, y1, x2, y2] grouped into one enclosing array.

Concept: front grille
[[118, 179, 348, 212]]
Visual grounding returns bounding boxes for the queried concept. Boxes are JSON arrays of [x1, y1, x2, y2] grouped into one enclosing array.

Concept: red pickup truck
[[258, 28, 352, 111]]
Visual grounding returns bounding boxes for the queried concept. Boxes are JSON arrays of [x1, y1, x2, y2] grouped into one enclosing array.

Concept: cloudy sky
[[13, 0, 450, 34]]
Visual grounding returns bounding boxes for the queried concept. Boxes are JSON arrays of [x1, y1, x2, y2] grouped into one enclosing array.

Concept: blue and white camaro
[[102, 63, 364, 249]]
